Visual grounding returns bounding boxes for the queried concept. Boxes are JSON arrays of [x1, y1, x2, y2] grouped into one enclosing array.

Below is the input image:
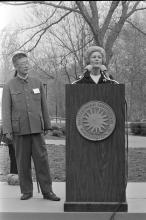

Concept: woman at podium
[[73, 46, 118, 84]]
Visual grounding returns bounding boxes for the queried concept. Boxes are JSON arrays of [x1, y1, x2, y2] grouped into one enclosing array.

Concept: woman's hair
[[84, 46, 106, 65]]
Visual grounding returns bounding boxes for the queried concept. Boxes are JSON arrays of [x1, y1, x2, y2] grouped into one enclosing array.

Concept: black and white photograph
[[0, 1, 146, 220]]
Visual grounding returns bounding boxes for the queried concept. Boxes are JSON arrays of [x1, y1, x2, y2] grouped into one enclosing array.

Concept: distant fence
[[49, 119, 145, 136], [0, 118, 145, 135], [50, 119, 131, 126], [50, 117, 65, 125]]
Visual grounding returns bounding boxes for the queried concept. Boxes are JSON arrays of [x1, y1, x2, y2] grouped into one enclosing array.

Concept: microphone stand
[[101, 71, 119, 84]]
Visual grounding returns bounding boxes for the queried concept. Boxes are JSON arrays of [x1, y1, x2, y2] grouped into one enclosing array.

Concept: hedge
[[130, 122, 146, 136]]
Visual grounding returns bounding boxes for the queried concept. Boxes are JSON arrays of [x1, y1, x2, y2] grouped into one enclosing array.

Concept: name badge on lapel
[[33, 88, 40, 94]]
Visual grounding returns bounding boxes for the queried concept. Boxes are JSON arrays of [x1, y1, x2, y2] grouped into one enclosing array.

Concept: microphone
[[101, 70, 119, 84], [84, 64, 119, 84]]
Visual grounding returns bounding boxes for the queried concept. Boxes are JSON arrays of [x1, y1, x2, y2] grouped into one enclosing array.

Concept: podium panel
[[64, 84, 127, 212]]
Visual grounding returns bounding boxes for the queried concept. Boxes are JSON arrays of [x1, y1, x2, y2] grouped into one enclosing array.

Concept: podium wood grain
[[65, 84, 127, 211]]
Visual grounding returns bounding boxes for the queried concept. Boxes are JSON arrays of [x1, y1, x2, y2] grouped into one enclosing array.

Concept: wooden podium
[[64, 84, 128, 212]]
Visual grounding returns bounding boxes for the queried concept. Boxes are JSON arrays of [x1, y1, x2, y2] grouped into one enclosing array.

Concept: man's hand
[[5, 133, 13, 141], [44, 130, 49, 136]]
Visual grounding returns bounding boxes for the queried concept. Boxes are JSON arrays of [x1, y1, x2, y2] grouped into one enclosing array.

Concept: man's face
[[14, 57, 29, 76]]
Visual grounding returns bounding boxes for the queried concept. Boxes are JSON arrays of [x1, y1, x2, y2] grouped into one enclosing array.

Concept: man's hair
[[12, 53, 27, 64]]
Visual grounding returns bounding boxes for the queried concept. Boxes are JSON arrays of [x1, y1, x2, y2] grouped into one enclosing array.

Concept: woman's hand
[[84, 65, 93, 72], [98, 64, 107, 72], [84, 64, 107, 72]]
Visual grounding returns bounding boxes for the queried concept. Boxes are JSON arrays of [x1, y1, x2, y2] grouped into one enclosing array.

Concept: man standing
[[2, 53, 60, 201]]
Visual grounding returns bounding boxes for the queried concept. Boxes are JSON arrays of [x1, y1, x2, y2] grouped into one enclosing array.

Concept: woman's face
[[89, 51, 103, 67]]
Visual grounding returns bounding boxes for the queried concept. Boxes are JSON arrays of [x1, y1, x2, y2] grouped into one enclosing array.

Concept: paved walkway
[[128, 135, 146, 148], [45, 135, 146, 148], [45, 139, 65, 145], [0, 182, 146, 213]]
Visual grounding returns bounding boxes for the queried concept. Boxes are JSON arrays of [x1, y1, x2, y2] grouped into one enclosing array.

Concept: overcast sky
[[0, 3, 30, 32]]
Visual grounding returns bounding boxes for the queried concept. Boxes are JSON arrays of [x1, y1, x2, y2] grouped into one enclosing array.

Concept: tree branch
[[49, 29, 75, 55], [38, 1, 80, 13], [105, 1, 130, 64], [75, 1, 101, 45], [89, 1, 99, 29], [126, 1, 140, 18], [134, 7, 146, 12], [75, 1, 92, 26], [19, 3, 60, 32], [101, 1, 120, 39], [10, 11, 72, 53], [126, 20, 146, 36], [1, 1, 81, 13], [49, 28, 93, 64], [0, 1, 36, 5], [29, 56, 55, 79], [61, 16, 82, 67], [27, 28, 47, 52]]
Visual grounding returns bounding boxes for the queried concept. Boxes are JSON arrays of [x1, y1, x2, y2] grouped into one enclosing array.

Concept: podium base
[[64, 202, 128, 212]]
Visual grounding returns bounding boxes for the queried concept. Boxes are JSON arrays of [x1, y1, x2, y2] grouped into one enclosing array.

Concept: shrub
[[60, 126, 66, 135], [130, 122, 146, 136], [7, 174, 19, 185], [141, 123, 146, 136], [52, 130, 63, 137], [51, 124, 60, 131]]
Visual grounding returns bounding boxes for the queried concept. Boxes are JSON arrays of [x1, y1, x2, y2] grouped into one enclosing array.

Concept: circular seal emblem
[[76, 101, 116, 141]]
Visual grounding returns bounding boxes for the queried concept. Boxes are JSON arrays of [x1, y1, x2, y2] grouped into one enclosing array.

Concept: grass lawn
[[45, 132, 65, 140], [0, 144, 146, 182], [128, 148, 146, 182]]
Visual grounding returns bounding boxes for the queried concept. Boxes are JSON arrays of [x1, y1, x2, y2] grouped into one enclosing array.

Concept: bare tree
[[109, 13, 146, 120], [0, 29, 21, 82], [1, 1, 146, 65], [48, 11, 93, 79]]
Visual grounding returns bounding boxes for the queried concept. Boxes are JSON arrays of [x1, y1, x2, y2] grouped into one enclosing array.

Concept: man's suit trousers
[[8, 144, 18, 174], [14, 133, 52, 194]]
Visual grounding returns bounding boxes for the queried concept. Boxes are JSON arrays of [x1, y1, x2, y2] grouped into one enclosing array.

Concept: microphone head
[[99, 65, 107, 72]]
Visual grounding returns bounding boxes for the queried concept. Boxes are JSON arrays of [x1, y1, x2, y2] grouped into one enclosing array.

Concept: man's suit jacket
[[2, 76, 51, 135]]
